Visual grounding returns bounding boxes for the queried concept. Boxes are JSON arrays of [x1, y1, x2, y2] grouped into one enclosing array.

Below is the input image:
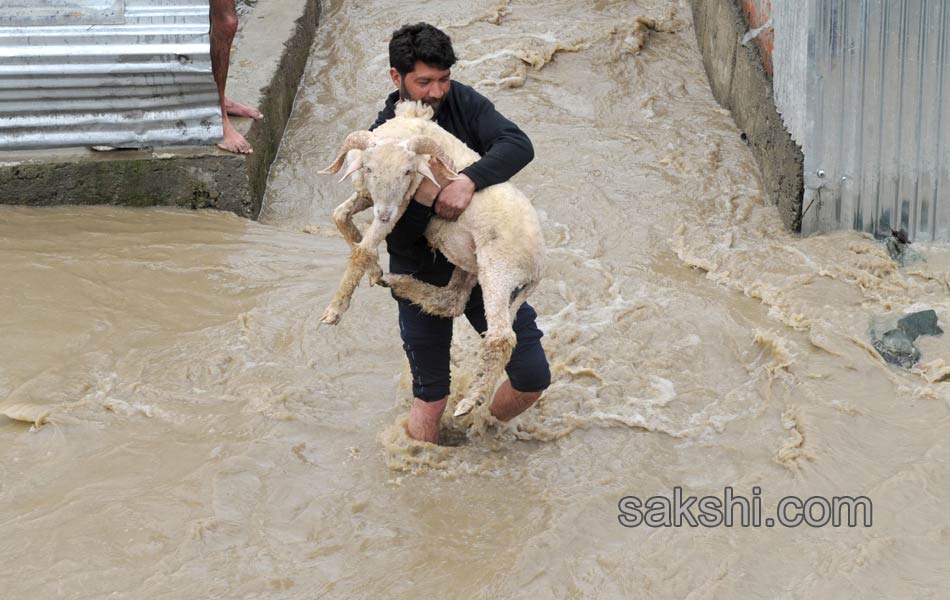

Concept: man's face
[[391, 61, 451, 116]]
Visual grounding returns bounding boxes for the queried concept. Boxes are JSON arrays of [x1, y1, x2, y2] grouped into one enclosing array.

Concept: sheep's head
[[321, 132, 458, 224]]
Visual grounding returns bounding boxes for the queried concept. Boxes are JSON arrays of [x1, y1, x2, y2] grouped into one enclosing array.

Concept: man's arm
[[459, 95, 534, 191], [384, 199, 434, 256], [432, 92, 533, 220]]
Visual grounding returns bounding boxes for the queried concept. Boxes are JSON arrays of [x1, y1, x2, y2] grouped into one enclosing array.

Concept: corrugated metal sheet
[[0, 0, 222, 150], [771, 0, 808, 147], [770, 0, 950, 241]]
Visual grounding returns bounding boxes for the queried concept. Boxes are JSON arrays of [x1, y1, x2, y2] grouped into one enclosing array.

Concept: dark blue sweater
[[369, 82, 534, 287]]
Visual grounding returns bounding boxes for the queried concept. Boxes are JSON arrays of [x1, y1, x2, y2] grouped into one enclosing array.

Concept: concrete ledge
[[688, 0, 804, 231], [0, 0, 319, 219]]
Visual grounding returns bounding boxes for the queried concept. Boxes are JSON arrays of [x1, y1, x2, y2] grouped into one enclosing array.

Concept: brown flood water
[[3, 0, 950, 597]]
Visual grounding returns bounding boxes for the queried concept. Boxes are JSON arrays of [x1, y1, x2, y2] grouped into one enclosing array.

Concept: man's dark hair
[[389, 22, 457, 75]]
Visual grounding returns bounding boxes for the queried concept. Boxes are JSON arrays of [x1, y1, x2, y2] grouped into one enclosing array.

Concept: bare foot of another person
[[218, 119, 253, 154], [225, 97, 263, 120]]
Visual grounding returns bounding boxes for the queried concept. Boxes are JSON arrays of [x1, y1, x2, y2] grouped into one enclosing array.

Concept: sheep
[[318, 101, 545, 417]]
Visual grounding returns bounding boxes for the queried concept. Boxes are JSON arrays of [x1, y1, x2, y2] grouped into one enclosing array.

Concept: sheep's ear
[[433, 156, 460, 181], [337, 150, 363, 182], [417, 158, 441, 189]]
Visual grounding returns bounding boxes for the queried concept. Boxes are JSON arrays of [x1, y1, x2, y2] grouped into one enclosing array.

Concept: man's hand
[[414, 157, 453, 207], [434, 174, 475, 221]]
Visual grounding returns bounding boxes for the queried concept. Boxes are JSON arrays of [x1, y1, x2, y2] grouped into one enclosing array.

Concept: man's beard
[[399, 82, 442, 117]]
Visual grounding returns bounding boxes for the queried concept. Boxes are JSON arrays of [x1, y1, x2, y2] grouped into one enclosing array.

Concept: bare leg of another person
[[210, 0, 253, 154]]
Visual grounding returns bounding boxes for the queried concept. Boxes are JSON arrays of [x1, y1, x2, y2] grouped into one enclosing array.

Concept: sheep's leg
[[320, 219, 393, 325], [332, 192, 385, 286], [381, 268, 478, 317], [332, 192, 372, 248], [453, 269, 522, 418]]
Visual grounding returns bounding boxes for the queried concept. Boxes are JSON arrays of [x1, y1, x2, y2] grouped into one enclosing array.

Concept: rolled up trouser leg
[[397, 298, 454, 401]]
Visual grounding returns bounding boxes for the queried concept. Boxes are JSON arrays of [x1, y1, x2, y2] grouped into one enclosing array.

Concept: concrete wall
[[688, 0, 804, 232]]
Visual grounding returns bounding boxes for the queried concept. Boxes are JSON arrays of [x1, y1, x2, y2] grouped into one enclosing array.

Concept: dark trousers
[[396, 286, 551, 401]]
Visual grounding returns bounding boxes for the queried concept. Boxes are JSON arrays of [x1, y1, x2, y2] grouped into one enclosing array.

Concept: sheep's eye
[[364, 167, 371, 174], [404, 170, 412, 176]]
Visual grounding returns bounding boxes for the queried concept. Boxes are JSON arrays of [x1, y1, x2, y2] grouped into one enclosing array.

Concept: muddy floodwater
[[3, 0, 950, 597]]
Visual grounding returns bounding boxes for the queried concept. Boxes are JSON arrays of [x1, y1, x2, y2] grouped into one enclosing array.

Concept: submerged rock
[[870, 309, 942, 368], [883, 231, 923, 266], [871, 328, 922, 368], [898, 309, 944, 341]]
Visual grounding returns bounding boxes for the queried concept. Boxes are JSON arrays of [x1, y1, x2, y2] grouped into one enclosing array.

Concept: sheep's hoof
[[453, 397, 478, 417], [368, 265, 385, 287], [319, 305, 343, 325]]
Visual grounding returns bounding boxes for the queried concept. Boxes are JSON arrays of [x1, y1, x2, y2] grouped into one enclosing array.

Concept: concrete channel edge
[[688, 0, 804, 231]]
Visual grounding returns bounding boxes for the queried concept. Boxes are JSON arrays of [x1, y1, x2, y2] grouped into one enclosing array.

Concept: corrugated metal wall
[[806, 0, 950, 241], [769, 0, 950, 241], [0, 0, 222, 151], [771, 0, 808, 148]]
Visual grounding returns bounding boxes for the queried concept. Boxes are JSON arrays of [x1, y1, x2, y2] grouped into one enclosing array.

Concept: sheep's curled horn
[[404, 135, 454, 167], [319, 132, 456, 179], [319, 130, 375, 176]]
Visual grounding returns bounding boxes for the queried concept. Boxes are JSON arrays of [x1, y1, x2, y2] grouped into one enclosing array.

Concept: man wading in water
[[369, 23, 551, 443]]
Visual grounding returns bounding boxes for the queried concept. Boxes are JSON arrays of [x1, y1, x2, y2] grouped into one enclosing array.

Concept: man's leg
[[465, 288, 551, 422], [488, 381, 543, 422], [210, 0, 256, 154], [407, 398, 447, 443], [398, 299, 454, 443]]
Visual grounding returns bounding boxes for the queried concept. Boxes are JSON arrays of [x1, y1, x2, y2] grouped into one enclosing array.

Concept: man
[[210, 0, 263, 154], [369, 23, 551, 443]]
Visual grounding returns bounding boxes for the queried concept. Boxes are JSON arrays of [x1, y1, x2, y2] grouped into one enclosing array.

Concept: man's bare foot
[[218, 119, 253, 154], [225, 97, 263, 120]]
